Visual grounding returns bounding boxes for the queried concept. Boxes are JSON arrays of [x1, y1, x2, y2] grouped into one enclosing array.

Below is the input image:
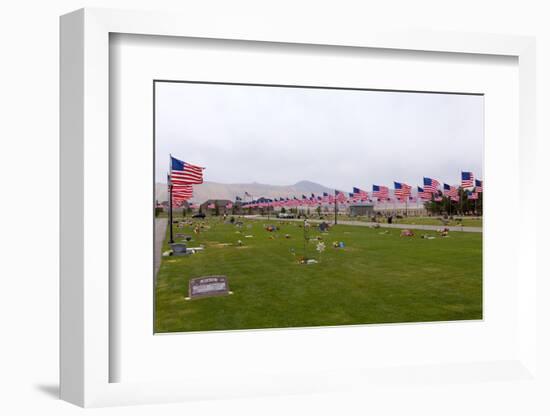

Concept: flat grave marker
[[186, 275, 232, 300], [170, 243, 188, 256]]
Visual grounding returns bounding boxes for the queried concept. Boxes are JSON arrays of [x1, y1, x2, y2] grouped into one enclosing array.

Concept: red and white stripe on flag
[[170, 156, 205, 185]]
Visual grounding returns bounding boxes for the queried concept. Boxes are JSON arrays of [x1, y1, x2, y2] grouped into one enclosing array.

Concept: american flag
[[168, 174, 193, 200], [172, 184, 193, 195], [172, 192, 193, 201], [353, 187, 369, 201], [417, 186, 432, 200], [423, 177, 440, 193], [170, 156, 204, 185], [468, 191, 479, 200], [434, 196, 443, 202], [311, 197, 318, 206], [335, 190, 347, 203], [394, 182, 411, 199], [372, 185, 389, 199], [461, 171, 474, 188], [172, 194, 190, 201], [475, 179, 483, 193], [207, 203, 215, 209], [226, 202, 233, 209], [443, 183, 458, 197]]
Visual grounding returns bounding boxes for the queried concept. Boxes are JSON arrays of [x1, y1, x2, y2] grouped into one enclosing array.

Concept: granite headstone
[[188, 275, 230, 299]]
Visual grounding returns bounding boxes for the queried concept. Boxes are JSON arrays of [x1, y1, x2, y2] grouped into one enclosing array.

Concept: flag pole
[[334, 190, 338, 225], [168, 182, 174, 244], [168, 155, 174, 244]]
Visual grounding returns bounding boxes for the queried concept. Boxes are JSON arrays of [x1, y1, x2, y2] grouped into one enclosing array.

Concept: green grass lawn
[[327, 214, 482, 227], [257, 214, 483, 228], [392, 217, 483, 227], [155, 217, 482, 333]]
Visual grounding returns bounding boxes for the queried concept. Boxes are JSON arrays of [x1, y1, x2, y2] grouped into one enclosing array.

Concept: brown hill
[[155, 180, 336, 204]]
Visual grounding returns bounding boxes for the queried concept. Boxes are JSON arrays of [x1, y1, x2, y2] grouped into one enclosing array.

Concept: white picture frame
[[60, 8, 538, 408]]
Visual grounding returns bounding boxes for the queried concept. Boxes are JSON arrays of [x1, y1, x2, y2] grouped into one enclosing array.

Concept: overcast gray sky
[[155, 82, 483, 191]]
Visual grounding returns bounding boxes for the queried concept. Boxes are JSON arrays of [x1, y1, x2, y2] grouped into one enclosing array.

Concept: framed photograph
[[153, 81, 484, 334], [60, 8, 538, 408]]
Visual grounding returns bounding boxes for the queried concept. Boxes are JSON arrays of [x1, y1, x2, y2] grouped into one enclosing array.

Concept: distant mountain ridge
[[156, 180, 336, 203]]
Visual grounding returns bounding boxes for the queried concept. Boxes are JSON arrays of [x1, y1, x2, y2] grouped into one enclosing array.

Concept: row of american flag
[[167, 156, 483, 209]]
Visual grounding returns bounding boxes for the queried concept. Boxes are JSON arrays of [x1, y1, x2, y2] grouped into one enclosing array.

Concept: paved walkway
[[154, 218, 168, 282], [245, 216, 482, 233]]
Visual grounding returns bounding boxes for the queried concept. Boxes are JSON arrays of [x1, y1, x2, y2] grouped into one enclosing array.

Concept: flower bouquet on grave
[[316, 241, 326, 262]]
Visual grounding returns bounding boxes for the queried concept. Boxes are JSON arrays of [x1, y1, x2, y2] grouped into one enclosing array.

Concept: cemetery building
[[199, 199, 233, 214], [374, 205, 428, 216], [348, 202, 375, 217]]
